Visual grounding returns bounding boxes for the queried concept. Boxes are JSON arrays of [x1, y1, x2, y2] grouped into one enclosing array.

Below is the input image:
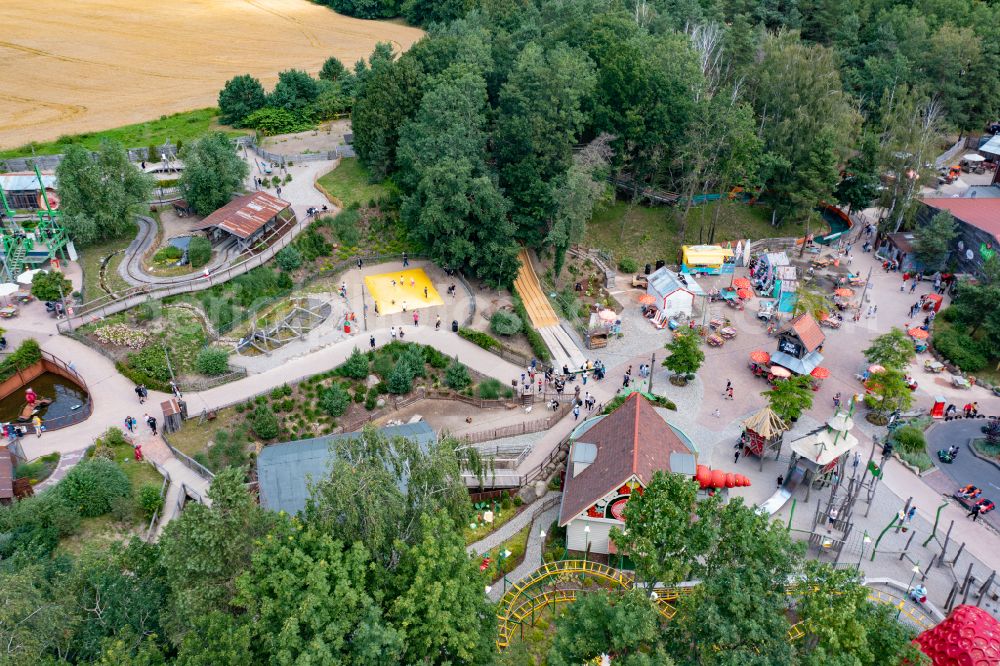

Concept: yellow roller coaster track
[[495, 560, 935, 650]]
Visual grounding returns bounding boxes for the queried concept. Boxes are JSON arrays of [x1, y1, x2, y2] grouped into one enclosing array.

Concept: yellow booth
[[681, 245, 735, 275]]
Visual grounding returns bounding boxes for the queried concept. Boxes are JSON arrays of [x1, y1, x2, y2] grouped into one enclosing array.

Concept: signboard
[[778, 338, 802, 357]]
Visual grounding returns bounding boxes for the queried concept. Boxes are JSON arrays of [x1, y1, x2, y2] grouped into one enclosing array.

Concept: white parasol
[[16, 269, 45, 285], [0, 283, 20, 297], [963, 154, 985, 163], [598, 309, 618, 322]]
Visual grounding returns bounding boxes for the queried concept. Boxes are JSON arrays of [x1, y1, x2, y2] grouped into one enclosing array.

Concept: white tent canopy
[[963, 153, 986, 163], [16, 269, 45, 285], [0, 283, 20, 297]]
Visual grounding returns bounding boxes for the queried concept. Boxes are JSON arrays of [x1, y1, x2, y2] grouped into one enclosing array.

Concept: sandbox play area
[[0, 0, 424, 148], [365, 268, 443, 316]]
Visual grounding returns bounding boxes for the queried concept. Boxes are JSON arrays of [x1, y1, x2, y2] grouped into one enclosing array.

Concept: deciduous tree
[[863, 328, 916, 371], [662, 331, 705, 383], [217, 74, 267, 126], [56, 141, 154, 245], [178, 133, 249, 216], [913, 211, 958, 271]]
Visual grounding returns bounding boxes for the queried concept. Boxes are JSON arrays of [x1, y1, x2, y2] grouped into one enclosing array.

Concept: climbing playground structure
[[512, 249, 586, 370], [494, 559, 937, 650], [0, 165, 70, 282]]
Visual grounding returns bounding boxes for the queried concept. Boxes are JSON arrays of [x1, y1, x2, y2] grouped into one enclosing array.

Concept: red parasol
[[749, 350, 771, 364], [638, 293, 656, 305], [770, 365, 791, 378], [737, 288, 753, 299], [908, 327, 929, 340], [732, 277, 751, 288], [810, 367, 830, 379], [833, 287, 854, 297]]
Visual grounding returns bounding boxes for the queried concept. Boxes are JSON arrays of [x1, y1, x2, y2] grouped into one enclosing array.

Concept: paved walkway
[[466, 491, 562, 602]]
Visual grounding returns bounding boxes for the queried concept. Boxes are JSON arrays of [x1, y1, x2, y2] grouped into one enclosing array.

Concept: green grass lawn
[[0, 108, 245, 158], [585, 199, 804, 269], [164, 407, 240, 458], [316, 157, 393, 207], [78, 227, 136, 301]]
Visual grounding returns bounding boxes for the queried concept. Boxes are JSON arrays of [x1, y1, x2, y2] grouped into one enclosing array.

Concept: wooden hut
[[740, 407, 788, 471]]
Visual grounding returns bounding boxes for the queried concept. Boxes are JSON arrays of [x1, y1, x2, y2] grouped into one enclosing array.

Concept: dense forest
[[329, 0, 999, 285]]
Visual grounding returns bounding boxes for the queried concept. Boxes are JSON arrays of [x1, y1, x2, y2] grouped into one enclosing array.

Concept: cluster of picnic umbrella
[[908, 327, 929, 340], [0, 270, 44, 304], [748, 350, 791, 377], [695, 464, 751, 489]]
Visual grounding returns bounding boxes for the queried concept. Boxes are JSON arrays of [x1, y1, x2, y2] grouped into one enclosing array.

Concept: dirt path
[[0, 0, 423, 148]]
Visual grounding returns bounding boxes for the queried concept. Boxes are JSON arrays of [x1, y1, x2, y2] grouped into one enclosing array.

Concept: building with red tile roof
[[558, 392, 697, 555], [191, 192, 291, 250]]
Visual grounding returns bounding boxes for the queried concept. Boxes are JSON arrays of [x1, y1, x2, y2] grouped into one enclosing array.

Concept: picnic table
[[952, 376, 972, 389], [0, 306, 18, 319]]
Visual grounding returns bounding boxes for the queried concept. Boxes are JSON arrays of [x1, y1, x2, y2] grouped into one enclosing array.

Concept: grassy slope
[[0, 108, 245, 158], [316, 157, 392, 207], [78, 225, 137, 301], [586, 200, 805, 268]]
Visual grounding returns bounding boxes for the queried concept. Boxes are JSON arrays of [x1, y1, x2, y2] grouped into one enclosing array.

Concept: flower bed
[[92, 322, 150, 349]]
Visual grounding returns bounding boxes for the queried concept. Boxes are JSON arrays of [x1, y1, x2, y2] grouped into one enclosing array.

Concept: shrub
[[399, 346, 426, 379], [490, 310, 523, 336], [891, 425, 926, 454], [251, 405, 280, 440], [983, 420, 1000, 447], [195, 347, 230, 376], [478, 378, 504, 400], [319, 383, 350, 417], [618, 257, 638, 273], [30, 270, 73, 302], [93, 322, 150, 349], [153, 246, 183, 263], [339, 348, 371, 379], [58, 458, 131, 518], [932, 328, 987, 372], [188, 237, 212, 268], [125, 345, 172, 383], [243, 107, 311, 135], [512, 298, 551, 361], [110, 495, 135, 523], [275, 246, 303, 272], [457, 328, 500, 351], [938, 306, 959, 323], [386, 363, 413, 394], [330, 209, 361, 246], [445, 360, 472, 391], [294, 227, 332, 261], [137, 485, 164, 519], [423, 345, 449, 369], [372, 353, 394, 379]]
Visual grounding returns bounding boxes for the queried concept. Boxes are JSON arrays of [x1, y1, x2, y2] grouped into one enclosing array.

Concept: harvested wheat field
[[0, 0, 424, 149]]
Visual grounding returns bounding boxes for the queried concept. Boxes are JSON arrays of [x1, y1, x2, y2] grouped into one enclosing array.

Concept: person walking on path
[[827, 506, 839, 532], [910, 279, 918, 293], [146, 414, 158, 436], [726, 386, 734, 400], [402, 252, 409, 267], [398, 328, 405, 340], [390, 326, 397, 340], [969, 503, 983, 521], [369, 334, 376, 349], [776, 475, 784, 488], [125, 416, 136, 433], [724, 379, 731, 395], [734, 447, 741, 463], [833, 392, 841, 409], [170, 380, 182, 399], [32, 415, 42, 438], [135, 384, 147, 404], [357, 257, 363, 270], [435, 315, 441, 331], [413, 312, 419, 327], [573, 404, 580, 420]]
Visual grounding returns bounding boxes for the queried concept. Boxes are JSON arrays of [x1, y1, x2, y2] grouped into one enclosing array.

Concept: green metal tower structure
[[0, 165, 70, 282]]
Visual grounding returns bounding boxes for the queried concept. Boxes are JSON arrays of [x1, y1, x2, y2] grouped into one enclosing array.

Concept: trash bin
[[644, 263, 652, 275], [451, 320, 459, 333], [655, 259, 665, 270], [344, 320, 351, 334]]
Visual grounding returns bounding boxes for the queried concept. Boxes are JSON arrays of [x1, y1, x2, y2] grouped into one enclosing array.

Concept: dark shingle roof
[[559, 393, 692, 526], [256, 422, 436, 515]]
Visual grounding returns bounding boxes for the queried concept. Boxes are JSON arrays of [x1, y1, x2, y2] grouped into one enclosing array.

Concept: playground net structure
[[235, 297, 333, 355], [0, 165, 71, 282]]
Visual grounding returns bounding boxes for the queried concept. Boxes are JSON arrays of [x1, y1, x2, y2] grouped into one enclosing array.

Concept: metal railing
[[162, 434, 215, 482], [458, 403, 572, 445]]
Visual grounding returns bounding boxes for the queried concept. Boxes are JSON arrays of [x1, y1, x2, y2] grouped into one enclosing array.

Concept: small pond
[[167, 235, 193, 265], [0, 372, 89, 425]]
